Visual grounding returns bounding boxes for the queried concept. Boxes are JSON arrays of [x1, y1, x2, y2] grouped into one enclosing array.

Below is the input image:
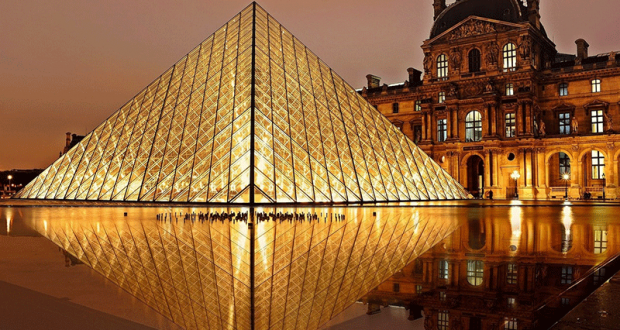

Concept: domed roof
[[430, 0, 525, 39]]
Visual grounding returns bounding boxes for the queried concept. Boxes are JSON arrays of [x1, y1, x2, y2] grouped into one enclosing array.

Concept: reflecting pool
[[1, 201, 619, 330]]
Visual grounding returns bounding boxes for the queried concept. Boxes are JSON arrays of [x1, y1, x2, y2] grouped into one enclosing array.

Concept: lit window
[[392, 103, 399, 114], [592, 79, 601, 93], [504, 317, 518, 330], [438, 311, 449, 330], [559, 153, 571, 178], [561, 298, 570, 306], [591, 150, 605, 179], [437, 119, 447, 142], [505, 113, 516, 138], [594, 228, 608, 254], [591, 110, 604, 133], [440, 291, 447, 301], [559, 83, 568, 96], [416, 285, 423, 294], [437, 54, 449, 79], [507, 264, 518, 285], [561, 266, 573, 285], [467, 260, 484, 286], [559, 112, 571, 135], [439, 260, 449, 279], [469, 49, 481, 73], [466, 111, 483, 142], [507, 297, 516, 307], [438, 91, 446, 103], [415, 100, 422, 111], [393, 282, 400, 292], [503, 43, 517, 71], [506, 83, 514, 96]]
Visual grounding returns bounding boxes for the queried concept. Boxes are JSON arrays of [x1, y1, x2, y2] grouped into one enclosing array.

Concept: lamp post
[[563, 173, 570, 200], [510, 171, 521, 199], [7, 175, 12, 194], [602, 173, 606, 201]]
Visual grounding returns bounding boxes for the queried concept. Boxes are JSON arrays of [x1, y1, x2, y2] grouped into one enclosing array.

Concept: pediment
[[427, 16, 524, 45], [552, 102, 576, 112]]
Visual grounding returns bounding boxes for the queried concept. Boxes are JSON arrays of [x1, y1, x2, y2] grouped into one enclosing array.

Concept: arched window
[[503, 43, 517, 71], [465, 111, 483, 142], [559, 152, 570, 178], [469, 49, 481, 73], [467, 260, 484, 286], [437, 54, 448, 79], [592, 150, 605, 179]]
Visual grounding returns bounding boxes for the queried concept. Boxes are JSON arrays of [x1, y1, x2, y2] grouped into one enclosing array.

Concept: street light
[[7, 175, 12, 193], [563, 173, 570, 200], [510, 171, 521, 199]]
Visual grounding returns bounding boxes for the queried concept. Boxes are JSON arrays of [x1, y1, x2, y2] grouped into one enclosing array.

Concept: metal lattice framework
[[15, 3, 469, 204], [25, 206, 458, 330]]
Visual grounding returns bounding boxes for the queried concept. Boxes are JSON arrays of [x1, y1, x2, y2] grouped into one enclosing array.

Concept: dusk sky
[[2, 0, 620, 171]]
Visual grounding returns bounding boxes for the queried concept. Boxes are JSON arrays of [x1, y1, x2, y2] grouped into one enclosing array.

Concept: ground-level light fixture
[[510, 171, 520, 199], [563, 173, 570, 200]]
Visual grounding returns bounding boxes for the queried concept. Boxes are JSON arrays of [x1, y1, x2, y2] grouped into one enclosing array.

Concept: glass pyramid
[[23, 206, 459, 330], [15, 3, 469, 204]]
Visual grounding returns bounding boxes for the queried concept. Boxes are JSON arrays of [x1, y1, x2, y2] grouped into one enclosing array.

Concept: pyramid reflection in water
[[28, 207, 457, 330], [15, 3, 469, 204]]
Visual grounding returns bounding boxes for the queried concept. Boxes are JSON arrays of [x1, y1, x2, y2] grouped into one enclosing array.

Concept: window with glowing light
[[503, 43, 517, 71], [591, 110, 604, 133], [594, 228, 608, 254], [467, 260, 484, 286], [437, 54, 448, 79], [415, 100, 422, 111], [505, 83, 514, 96], [466, 111, 483, 142], [507, 263, 518, 285], [438, 311, 449, 330], [592, 79, 601, 93], [438, 91, 446, 104], [591, 150, 605, 179], [504, 318, 518, 330], [505, 113, 516, 138]]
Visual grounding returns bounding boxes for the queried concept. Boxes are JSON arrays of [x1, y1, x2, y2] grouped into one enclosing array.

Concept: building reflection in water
[[363, 206, 619, 330], [8, 206, 460, 330]]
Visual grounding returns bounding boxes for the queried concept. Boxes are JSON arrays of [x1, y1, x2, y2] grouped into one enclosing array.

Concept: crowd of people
[[155, 211, 347, 224]]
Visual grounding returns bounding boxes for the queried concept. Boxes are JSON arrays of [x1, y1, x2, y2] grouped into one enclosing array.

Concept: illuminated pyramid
[[24, 206, 459, 330], [15, 3, 469, 203]]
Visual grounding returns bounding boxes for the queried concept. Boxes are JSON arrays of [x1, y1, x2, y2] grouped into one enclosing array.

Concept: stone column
[[421, 112, 427, 141], [525, 101, 533, 135], [453, 108, 459, 140], [492, 150, 500, 187], [484, 151, 491, 190], [525, 149, 533, 187], [446, 108, 452, 140], [483, 105, 489, 138], [517, 101, 524, 136]]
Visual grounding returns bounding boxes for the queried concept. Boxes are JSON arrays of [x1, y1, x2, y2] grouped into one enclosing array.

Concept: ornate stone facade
[[362, 0, 620, 200]]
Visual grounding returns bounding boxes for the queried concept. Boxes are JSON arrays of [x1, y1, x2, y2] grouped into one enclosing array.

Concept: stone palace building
[[361, 0, 620, 199]]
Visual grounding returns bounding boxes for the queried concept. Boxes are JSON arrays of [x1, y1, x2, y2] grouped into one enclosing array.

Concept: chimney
[[366, 74, 381, 89], [407, 68, 422, 85], [576, 39, 589, 60], [527, 0, 541, 29], [65, 132, 72, 147], [433, 0, 447, 20]]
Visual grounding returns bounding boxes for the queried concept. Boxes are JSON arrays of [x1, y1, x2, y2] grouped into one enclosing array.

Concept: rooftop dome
[[430, 0, 527, 39]]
